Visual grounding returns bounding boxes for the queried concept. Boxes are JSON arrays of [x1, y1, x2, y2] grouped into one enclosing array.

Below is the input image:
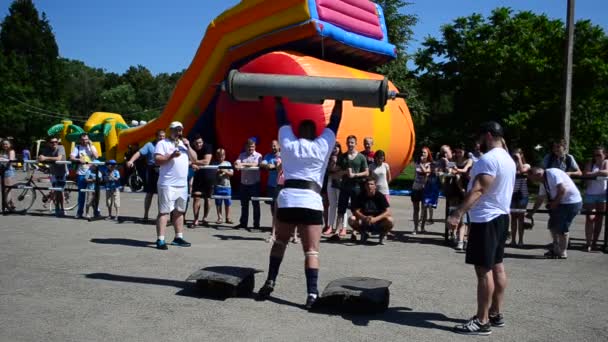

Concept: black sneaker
[[453, 317, 492, 336], [234, 224, 246, 230], [156, 239, 168, 250], [489, 313, 505, 327], [171, 237, 191, 247], [304, 293, 318, 311], [257, 280, 275, 300], [360, 232, 369, 244]]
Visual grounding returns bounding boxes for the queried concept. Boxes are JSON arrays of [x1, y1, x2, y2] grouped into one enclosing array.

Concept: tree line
[[1, 0, 607, 165]]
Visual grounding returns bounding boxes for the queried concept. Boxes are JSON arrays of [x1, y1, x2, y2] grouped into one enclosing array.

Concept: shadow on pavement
[[84, 272, 224, 300], [334, 307, 463, 331], [90, 238, 155, 248], [213, 234, 266, 241], [503, 252, 547, 260]]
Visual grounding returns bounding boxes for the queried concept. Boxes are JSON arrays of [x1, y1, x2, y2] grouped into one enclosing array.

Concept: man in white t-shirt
[[153, 121, 197, 250], [70, 133, 99, 218], [257, 98, 342, 310], [527, 167, 582, 259], [448, 122, 516, 336]]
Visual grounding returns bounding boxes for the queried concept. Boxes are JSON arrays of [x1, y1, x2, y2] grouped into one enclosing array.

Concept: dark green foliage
[[415, 8, 608, 161], [0, 0, 184, 149]]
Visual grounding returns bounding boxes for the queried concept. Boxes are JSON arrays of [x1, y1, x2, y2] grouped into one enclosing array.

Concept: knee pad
[[304, 250, 319, 258]]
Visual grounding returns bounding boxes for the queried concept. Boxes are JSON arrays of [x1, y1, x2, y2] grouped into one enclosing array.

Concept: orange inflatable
[[216, 51, 415, 179]]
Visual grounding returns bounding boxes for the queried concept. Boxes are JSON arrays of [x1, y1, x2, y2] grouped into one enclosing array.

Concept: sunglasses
[[50, 141, 58, 144]]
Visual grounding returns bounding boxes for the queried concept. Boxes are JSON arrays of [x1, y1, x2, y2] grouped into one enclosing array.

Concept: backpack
[[547, 153, 574, 171]]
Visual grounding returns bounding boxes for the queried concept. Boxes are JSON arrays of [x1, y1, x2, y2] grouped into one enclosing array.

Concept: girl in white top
[[258, 98, 343, 310], [370, 150, 391, 201], [583, 146, 608, 251]]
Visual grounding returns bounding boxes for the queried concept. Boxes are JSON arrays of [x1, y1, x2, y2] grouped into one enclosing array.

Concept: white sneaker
[[456, 241, 464, 251]]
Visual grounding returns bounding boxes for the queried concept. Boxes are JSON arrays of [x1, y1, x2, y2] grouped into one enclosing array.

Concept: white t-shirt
[[539, 168, 582, 204], [70, 144, 98, 175], [467, 147, 516, 223], [276, 125, 335, 211], [371, 162, 390, 195], [154, 138, 189, 187]]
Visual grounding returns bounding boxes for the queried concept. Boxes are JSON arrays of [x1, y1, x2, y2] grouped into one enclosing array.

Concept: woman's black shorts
[[277, 207, 323, 225]]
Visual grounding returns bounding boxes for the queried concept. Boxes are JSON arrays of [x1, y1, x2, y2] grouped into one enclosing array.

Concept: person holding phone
[[70, 133, 99, 219]]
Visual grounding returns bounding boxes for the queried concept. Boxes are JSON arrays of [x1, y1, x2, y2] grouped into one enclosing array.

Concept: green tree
[[372, 0, 428, 126], [99, 84, 142, 114], [0, 0, 66, 146], [415, 8, 608, 161], [61, 59, 106, 118]]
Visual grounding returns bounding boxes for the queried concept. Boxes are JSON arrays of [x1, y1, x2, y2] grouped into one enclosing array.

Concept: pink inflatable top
[[316, 0, 383, 40]]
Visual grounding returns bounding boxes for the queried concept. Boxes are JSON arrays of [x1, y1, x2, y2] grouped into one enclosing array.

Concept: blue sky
[[1, 0, 606, 75]]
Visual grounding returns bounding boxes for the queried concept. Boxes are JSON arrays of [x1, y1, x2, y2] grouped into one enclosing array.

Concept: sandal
[[225, 219, 234, 224], [216, 219, 223, 224]]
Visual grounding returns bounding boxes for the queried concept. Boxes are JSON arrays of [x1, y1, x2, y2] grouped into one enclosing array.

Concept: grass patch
[[391, 163, 415, 190]]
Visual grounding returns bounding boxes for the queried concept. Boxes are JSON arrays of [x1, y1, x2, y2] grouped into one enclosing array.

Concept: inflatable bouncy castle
[[101, 0, 415, 177]]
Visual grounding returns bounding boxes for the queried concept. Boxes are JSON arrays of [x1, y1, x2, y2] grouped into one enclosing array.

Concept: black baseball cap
[[478, 121, 504, 137]]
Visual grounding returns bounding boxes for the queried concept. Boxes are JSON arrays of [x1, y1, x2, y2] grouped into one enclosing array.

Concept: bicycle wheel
[[62, 181, 78, 211], [129, 174, 143, 192], [8, 182, 36, 214]]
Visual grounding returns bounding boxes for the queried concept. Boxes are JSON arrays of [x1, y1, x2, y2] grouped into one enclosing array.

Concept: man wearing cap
[[153, 121, 197, 250], [127, 129, 166, 222], [448, 122, 516, 336]]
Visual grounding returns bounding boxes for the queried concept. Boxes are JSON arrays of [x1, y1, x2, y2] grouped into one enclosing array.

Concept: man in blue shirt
[[261, 140, 280, 220], [126, 129, 165, 222]]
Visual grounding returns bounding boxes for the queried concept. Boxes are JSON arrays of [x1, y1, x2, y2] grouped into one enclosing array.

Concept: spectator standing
[[451, 145, 473, 250], [261, 140, 281, 222], [213, 148, 234, 224], [324, 142, 347, 236], [334, 135, 369, 241], [421, 162, 441, 232], [412, 147, 432, 234], [1, 139, 16, 210], [153, 121, 197, 250], [234, 139, 263, 230], [361, 137, 375, 164], [190, 134, 213, 227], [542, 139, 582, 176], [582, 147, 608, 251], [510, 148, 531, 247], [84, 163, 102, 219], [370, 150, 391, 202], [38, 137, 67, 217], [22, 148, 30, 171], [126, 129, 165, 222], [70, 133, 99, 219], [105, 160, 121, 220]]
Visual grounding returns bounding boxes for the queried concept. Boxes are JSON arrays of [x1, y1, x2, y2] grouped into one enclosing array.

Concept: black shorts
[[410, 189, 423, 202], [192, 173, 213, 198], [277, 207, 324, 225], [465, 214, 509, 269], [144, 166, 159, 194]]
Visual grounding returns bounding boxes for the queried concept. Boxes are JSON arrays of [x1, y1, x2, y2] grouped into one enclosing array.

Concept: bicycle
[[7, 163, 77, 214], [128, 167, 144, 192]]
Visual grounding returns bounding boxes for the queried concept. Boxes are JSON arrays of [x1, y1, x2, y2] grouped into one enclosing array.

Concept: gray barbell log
[[223, 70, 391, 111]]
